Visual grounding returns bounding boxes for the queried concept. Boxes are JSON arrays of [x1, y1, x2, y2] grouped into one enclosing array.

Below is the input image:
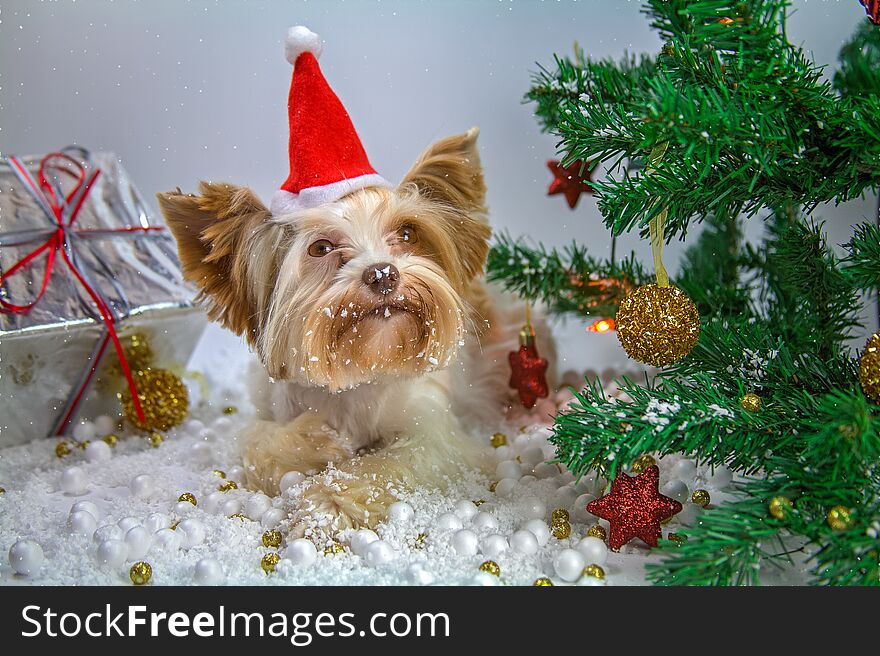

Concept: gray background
[[1, 0, 876, 373]]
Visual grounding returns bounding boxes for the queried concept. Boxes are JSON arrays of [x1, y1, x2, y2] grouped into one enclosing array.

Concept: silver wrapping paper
[[0, 148, 206, 447]]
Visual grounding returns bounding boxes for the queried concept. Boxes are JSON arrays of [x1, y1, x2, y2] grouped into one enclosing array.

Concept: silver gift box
[[0, 147, 206, 447]]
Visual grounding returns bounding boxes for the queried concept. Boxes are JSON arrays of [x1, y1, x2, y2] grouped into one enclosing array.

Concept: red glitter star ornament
[[586, 465, 682, 550], [547, 159, 595, 209], [508, 326, 549, 409], [861, 0, 880, 25]]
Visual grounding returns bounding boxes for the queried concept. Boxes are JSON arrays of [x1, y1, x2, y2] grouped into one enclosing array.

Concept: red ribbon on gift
[[0, 152, 162, 432]]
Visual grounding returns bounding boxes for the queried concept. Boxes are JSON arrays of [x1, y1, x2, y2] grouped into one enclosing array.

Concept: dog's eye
[[398, 225, 418, 245], [308, 239, 335, 257]]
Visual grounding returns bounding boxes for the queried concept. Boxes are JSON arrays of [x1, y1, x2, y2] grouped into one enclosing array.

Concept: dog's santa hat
[[270, 26, 391, 216]]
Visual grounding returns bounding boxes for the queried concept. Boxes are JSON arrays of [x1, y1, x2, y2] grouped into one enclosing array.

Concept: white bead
[[144, 513, 171, 534], [189, 441, 212, 464], [578, 576, 607, 586], [708, 465, 732, 490], [494, 445, 513, 461], [260, 507, 285, 530], [386, 501, 415, 524], [519, 475, 537, 485], [671, 459, 697, 479], [571, 493, 596, 522], [553, 548, 586, 582], [495, 460, 521, 480], [174, 501, 195, 515], [68, 510, 98, 536], [522, 519, 551, 546], [472, 571, 499, 586], [575, 474, 597, 495], [349, 529, 380, 557], [454, 500, 479, 521], [129, 474, 154, 499], [177, 519, 206, 548], [220, 498, 241, 517], [117, 516, 141, 533], [93, 524, 123, 543], [533, 463, 558, 479], [95, 539, 128, 568], [84, 440, 112, 463], [513, 433, 531, 447], [279, 470, 305, 492], [494, 478, 518, 498], [661, 479, 689, 503], [557, 470, 576, 485], [521, 498, 547, 520], [480, 534, 508, 558], [153, 528, 181, 552], [406, 563, 434, 585], [436, 512, 463, 531], [451, 529, 479, 555], [522, 446, 545, 466], [509, 529, 539, 554], [472, 512, 498, 531], [197, 428, 216, 442], [227, 465, 245, 482], [575, 536, 608, 565], [60, 466, 88, 495], [284, 538, 318, 566], [194, 557, 225, 585], [244, 493, 272, 520], [72, 421, 97, 442], [94, 415, 116, 436], [364, 540, 395, 567], [553, 485, 579, 509], [677, 503, 702, 527], [124, 526, 152, 559], [202, 491, 225, 514], [70, 500, 101, 521], [212, 416, 233, 432], [183, 418, 205, 433], [9, 539, 44, 576]]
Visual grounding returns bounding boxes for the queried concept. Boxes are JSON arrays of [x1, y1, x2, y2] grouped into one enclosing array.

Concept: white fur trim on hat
[[285, 26, 322, 64], [270, 174, 392, 216]]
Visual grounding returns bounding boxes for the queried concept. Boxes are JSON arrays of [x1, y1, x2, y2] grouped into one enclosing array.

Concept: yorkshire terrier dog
[[157, 27, 554, 536]]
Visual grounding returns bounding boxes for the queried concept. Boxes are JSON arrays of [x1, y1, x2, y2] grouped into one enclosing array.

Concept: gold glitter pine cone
[[859, 333, 880, 404], [615, 283, 701, 367], [120, 367, 189, 432]]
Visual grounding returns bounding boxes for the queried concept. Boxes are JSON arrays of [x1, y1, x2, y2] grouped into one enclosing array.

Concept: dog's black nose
[[362, 262, 400, 295]]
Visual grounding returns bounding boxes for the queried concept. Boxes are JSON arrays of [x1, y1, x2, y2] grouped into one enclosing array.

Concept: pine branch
[[841, 222, 880, 292]]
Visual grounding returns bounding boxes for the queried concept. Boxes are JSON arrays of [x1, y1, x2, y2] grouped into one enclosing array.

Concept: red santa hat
[[270, 26, 391, 216]]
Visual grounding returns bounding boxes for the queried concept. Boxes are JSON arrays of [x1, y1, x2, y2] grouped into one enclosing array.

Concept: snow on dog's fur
[[158, 129, 555, 536]]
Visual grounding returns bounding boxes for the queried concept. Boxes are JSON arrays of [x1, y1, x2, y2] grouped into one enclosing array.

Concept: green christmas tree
[[488, 1, 880, 585]]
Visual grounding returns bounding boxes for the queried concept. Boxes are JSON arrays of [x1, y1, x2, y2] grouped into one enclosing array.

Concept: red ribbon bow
[[1, 152, 160, 431]]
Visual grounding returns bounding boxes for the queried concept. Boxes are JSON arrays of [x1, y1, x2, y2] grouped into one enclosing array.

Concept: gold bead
[[170, 520, 180, 530], [490, 432, 507, 448], [229, 513, 247, 521], [262, 530, 283, 548], [129, 561, 153, 585], [148, 432, 164, 448], [120, 367, 189, 432], [261, 552, 281, 573], [631, 454, 657, 474], [0, 487, 6, 495], [551, 508, 570, 523], [55, 441, 71, 458], [827, 506, 854, 531], [102, 433, 119, 447], [178, 492, 197, 506], [219, 480, 238, 492], [691, 489, 711, 507], [223, 405, 239, 415], [125, 333, 155, 372], [474, 499, 485, 507], [551, 520, 572, 540], [859, 333, 880, 404], [586, 524, 607, 541], [489, 481, 498, 493], [740, 393, 762, 412], [582, 564, 605, 579], [414, 533, 428, 549], [615, 284, 701, 366], [479, 560, 501, 577], [213, 470, 227, 479], [768, 496, 794, 520], [323, 541, 345, 555], [77, 440, 90, 450], [533, 577, 554, 586]]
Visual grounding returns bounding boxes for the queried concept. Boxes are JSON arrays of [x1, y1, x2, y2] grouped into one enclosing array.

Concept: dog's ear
[[401, 127, 491, 280], [157, 182, 270, 341]]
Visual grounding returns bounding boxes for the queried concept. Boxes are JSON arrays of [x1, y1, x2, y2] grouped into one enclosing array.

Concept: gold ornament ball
[[148, 432, 164, 448], [223, 405, 239, 415], [533, 577, 554, 586], [0, 487, 6, 495], [219, 480, 238, 492], [769, 496, 794, 520], [551, 508, 570, 523], [120, 367, 189, 432], [178, 492, 197, 506], [213, 469, 227, 479], [414, 533, 428, 549], [474, 499, 485, 507], [631, 454, 657, 475], [488, 481, 499, 493], [479, 560, 501, 577], [229, 513, 248, 521], [859, 333, 880, 404], [77, 440, 90, 450], [827, 506, 854, 531], [691, 489, 711, 508], [102, 433, 119, 447], [740, 393, 762, 413], [586, 524, 607, 541], [125, 333, 155, 373], [261, 552, 281, 573], [615, 284, 701, 366], [324, 541, 345, 555], [55, 441, 71, 458], [490, 432, 508, 448], [262, 530, 283, 548], [582, 564, 605, 580], [129, 561, 153, 585], [551, 520, 572, 540]]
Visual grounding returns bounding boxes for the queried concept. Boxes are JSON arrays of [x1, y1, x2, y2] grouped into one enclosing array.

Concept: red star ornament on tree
[[861, 0, 880, 25], [508, 329, 549, 409], [586, 465, 682, 550], [546, 159, 595, 209]]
